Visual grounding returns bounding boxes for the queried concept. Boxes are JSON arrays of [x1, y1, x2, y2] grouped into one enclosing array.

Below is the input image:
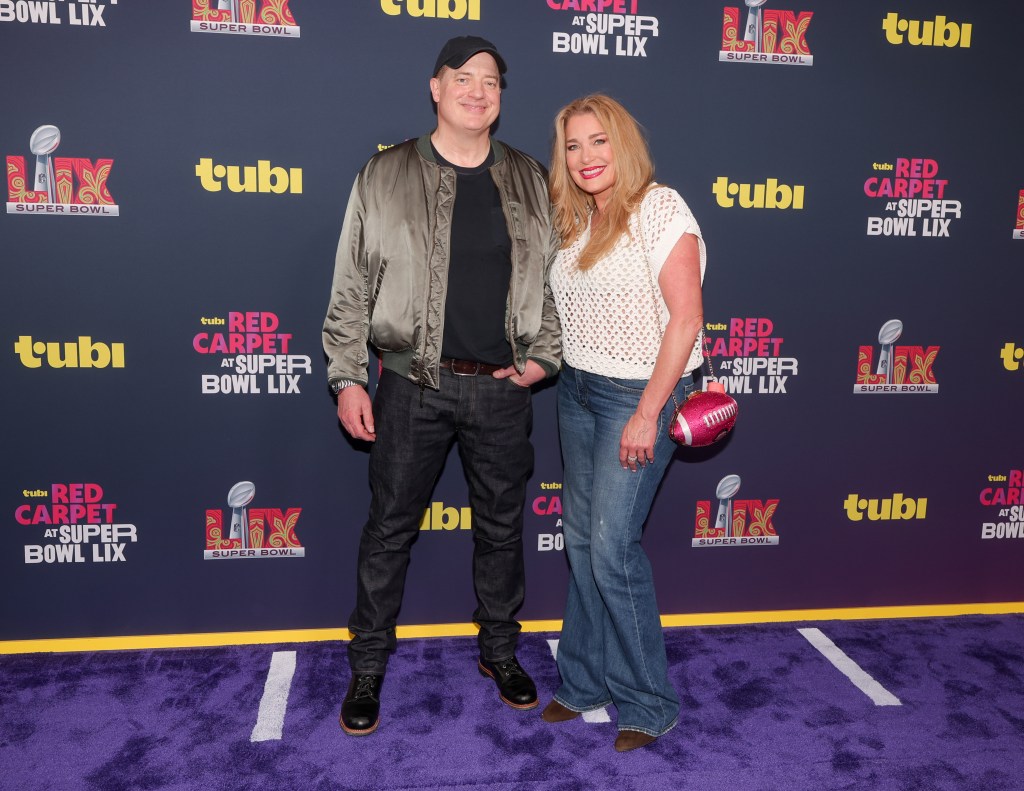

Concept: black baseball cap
[[433, 35, 507, 77]]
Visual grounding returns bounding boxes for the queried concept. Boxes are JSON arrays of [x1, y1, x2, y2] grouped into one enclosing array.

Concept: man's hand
[[336, 386, 375, 441], [492, 359, 546, 388]]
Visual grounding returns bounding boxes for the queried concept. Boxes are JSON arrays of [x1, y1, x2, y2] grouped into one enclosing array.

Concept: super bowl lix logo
[[193, 311, 312, 395], [706, 317, 798, 395], [6, 125, 118, 215], [693, 475, 779, 547], [854, 320, 938, 394], [191, 0, 299, 37], [1014, 190, 1023, 240], [864, 158, 961, 237], [720, 2, 812, 66], [16, 483, 138, 565], [548, 0, 660, 59], [979, 469, 1024, 541], [205, 481, 304, 559]]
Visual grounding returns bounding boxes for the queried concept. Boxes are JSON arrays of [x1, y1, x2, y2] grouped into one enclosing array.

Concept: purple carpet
[[2, 616, 1023, 790]]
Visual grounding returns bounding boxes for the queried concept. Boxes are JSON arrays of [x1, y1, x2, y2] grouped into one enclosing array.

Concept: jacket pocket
[[367, 258, 413, 353]]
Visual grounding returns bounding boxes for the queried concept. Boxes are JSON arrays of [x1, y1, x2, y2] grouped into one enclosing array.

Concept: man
[[323, 35, 560, 736]]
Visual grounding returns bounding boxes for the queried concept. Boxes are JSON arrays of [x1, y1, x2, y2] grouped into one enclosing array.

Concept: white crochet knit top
[[549, 185, 707, 379]]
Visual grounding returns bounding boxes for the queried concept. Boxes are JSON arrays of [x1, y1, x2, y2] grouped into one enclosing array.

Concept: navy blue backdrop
[[2, 0, 1022, 645]]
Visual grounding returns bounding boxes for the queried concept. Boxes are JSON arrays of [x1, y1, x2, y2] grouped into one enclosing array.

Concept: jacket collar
[[415, 133, 506, 167]]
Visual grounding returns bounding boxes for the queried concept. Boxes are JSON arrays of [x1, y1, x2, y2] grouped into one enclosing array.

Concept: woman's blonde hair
[[550, 94, 655, 270]]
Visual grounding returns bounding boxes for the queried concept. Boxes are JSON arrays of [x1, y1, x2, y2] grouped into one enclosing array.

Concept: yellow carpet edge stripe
[[3, 602, 1022, 655]]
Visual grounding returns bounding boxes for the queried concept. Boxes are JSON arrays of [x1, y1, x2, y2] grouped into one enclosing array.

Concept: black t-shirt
[[434, 145, 513, 366]]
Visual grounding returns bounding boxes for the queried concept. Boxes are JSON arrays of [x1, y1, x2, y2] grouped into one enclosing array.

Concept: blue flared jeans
[[553, 363, 693, 736]]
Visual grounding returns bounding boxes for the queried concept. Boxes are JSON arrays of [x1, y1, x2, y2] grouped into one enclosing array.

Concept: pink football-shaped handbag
[[669, 381, 738, 447]]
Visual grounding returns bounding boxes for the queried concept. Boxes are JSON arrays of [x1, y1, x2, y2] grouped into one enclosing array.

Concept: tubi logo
[[712, 177, 804, 209], [15, 336, 125, 369], [881, 13, 971, 48], [1000, 343, 1023, 372], [195, 158, 302, 194], [381, 0, 480, 20], [7, 125, 118, 215], [419, 501, 472, 531], [720, 3, 813, 66], [843, 493, 927, 522]]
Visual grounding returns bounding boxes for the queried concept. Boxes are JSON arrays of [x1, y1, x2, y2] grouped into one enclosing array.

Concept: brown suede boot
[[614, 730, 656, 752], [541, 699, 581, 723]]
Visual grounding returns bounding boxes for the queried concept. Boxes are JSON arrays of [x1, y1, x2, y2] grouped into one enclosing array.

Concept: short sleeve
[[640, 186, 707, 283]]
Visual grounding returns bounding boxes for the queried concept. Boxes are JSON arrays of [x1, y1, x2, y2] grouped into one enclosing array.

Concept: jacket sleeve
[[527, 208, 563, 377], [322, 174, 370, 386]]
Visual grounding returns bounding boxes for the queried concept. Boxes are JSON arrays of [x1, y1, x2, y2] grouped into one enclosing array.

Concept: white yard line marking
[[798, 627, 902, 707], [582, 707, 612, 723], [251, 650, 297, 742], [545, 639, 612, 723]]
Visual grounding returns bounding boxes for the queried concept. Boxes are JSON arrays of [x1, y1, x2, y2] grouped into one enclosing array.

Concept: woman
[[543, 95, 707, 752]]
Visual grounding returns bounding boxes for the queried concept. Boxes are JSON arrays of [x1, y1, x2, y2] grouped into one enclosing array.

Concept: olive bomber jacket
[[323, 134, 561, 390]]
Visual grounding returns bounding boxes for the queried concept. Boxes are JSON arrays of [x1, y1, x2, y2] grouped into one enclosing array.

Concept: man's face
[[430, 51, 501, 136]]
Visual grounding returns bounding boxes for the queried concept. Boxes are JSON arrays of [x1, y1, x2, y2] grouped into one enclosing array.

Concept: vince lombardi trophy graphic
[[715, 475, 742, 538], [217, 0, 241, 22], [876, 319, 903, 384], [29, 125, 60, 204], [227, 481, 256, 549], [744, 0, 768, 53]]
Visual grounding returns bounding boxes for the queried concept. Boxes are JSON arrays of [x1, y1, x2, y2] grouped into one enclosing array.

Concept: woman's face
[[564, 112, 616, 210]]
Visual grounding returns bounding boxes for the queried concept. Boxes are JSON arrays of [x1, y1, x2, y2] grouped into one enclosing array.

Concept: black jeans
[[347, 367, 534, 673]]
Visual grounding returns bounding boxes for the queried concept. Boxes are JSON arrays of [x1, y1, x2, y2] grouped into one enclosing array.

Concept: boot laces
[[353, 675, 378, 699], [497, 658, 524, 677]]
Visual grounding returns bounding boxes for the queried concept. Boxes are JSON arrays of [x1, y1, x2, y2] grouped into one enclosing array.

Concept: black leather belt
[[439, 357, 503, 376]]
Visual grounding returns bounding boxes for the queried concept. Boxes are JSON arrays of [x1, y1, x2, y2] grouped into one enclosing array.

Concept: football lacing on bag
[[703, 402, 737, 427]]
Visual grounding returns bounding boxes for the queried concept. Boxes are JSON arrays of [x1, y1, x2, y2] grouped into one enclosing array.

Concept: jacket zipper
[[421, 162, 445, 404], [494, 164, 521, 373]]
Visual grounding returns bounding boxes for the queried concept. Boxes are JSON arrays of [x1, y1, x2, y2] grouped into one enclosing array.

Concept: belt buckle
[[450, 359, 479, 376]]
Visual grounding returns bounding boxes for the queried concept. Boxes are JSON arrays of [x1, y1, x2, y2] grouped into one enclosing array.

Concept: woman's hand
[[620, 411, 656, 472]]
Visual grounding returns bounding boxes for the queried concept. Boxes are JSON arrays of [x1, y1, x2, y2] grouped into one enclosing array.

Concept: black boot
[[478, 656, 538, 709], [339, 673, 384, 736]]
